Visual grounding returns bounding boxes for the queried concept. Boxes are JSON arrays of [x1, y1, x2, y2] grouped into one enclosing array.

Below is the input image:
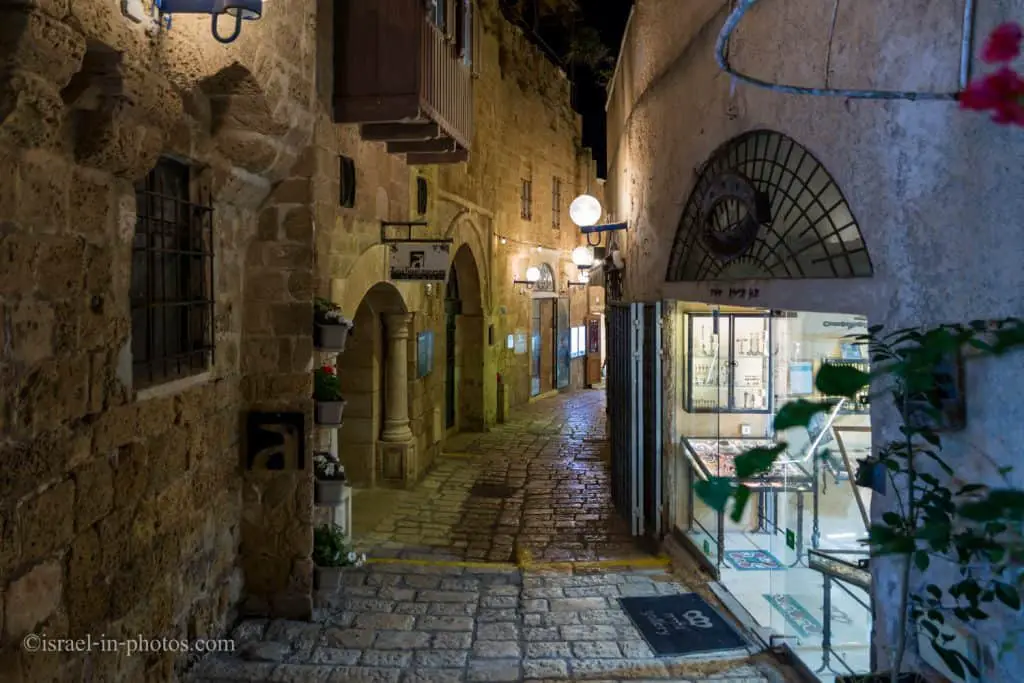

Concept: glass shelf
[[686, 313, 771, 414]]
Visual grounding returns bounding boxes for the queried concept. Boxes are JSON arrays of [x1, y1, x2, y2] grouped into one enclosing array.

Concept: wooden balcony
[[333, 0, 474, 165]]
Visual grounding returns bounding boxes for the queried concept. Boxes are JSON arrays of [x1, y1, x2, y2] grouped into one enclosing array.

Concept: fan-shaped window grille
[[535, 263, 555, 292], [666, 130, 873, 282]]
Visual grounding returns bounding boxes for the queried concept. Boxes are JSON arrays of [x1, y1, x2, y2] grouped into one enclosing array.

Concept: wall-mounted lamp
[[513, 266, 541, 289], [569, 194, 602, 228], [156, 0, 265, 44], [571, 245, 595, 268], [566, 264, 590, 288]]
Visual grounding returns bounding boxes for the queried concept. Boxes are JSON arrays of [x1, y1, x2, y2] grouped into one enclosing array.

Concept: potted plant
[[314, 365, 345, 425], [314, 451, 348, 505], [314, 297, 354, 351], [696, 318, 1024, 683], [312, 522, 365, 590]]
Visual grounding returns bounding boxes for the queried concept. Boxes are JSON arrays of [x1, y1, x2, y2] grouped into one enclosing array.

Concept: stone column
[[381, 312, 414, 443]]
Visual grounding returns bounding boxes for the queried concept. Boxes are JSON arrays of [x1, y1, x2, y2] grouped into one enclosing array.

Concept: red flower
[[958, 67, 1024, 126], [982, 22, 1023, 64], [321, 365, 335, 374]]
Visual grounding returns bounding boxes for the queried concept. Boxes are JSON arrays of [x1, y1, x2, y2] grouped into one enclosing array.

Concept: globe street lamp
[[525, 266, 541, 282], [571, 245, 594, 268], [569, 194, 602, 228]]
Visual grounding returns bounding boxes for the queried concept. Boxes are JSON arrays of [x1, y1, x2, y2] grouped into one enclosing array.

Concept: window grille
[[339, 155, 356, 208], [130, 157, 215, 388], [551, 177, 561, 229], [521, 179, 532, 220]]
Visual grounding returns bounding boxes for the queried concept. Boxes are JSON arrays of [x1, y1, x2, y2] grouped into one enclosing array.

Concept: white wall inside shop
[[607, 0, 1024, 677]]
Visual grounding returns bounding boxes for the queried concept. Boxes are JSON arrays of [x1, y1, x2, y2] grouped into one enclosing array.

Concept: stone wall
[[606, 0, 1024, 678], [0, 0, 317, 680]]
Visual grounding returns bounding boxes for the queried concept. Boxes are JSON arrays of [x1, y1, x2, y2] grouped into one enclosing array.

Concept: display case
[[687, 313, 772, 413], [681, 436, 813, 491]]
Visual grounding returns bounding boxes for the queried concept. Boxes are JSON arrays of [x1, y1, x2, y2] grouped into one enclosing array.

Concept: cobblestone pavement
[[353, 390, 644, 563], [189, 563, 780, 682], [187, 391, 789, 682]]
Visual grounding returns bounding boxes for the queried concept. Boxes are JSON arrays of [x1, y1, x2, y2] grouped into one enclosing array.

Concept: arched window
[[535, 263, 555, 292], [666, 130, 873, 281]]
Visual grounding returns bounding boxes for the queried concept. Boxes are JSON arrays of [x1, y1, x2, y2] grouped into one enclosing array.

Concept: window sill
[[135, 371, 212, 402]]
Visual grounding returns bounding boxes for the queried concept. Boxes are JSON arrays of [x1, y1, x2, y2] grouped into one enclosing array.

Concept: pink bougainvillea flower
[[982, 22, 1023, 64], [958, 66, 1024, 125]]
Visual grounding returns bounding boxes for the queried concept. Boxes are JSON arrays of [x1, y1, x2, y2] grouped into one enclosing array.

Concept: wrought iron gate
[[607, 302, 663, 538], [607, 303, 643, 535], [642, 302, 663, 537]]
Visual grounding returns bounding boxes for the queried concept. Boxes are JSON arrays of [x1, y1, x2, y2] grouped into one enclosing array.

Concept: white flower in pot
[[314, 451, 348, 505], [313, 523, 364, 591], [314, 298, 354, 351]]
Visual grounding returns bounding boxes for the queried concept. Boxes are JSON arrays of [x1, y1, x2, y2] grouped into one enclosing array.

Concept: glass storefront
[[668, 302, 874, 682]]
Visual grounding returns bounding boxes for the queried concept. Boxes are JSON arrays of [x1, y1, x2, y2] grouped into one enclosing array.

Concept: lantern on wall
[[525, 266, 541, 283], [571, 245, 595, 268], [156, 0, 265, 44]]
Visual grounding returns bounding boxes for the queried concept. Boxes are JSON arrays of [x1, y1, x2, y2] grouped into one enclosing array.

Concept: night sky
[[500, 0, 634, 178]]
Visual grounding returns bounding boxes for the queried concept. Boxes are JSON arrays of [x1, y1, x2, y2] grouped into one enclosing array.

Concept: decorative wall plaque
[[246, 411, 305, 471]]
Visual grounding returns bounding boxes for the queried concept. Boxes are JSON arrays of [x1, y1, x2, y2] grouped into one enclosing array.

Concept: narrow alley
[[187, 391, 788, 683]]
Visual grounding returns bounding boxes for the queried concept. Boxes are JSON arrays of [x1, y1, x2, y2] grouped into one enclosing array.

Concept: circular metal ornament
[[699, 172, 763, 262]]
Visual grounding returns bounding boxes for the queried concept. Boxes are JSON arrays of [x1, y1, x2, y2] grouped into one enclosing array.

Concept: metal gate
[[607, 302, 644, 536], [642, 302, 663, 537], [607, 302, 664, 538]]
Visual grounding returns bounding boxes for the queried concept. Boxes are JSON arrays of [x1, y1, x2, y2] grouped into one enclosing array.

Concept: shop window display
[[669, 305, 874, 682]]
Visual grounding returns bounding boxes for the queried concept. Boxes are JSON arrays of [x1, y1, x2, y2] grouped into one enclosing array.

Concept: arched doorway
[[336, 281, 409, 487], [444, 244, 484, 433]]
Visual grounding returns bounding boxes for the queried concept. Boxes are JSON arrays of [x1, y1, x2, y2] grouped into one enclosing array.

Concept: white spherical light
[[525, 266, 541, 282], [571, 245, 594, 267], [569, 194, 602, 227]]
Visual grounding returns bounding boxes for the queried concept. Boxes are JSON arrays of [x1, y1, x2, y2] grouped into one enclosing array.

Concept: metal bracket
[[379, 220, 452, 244]]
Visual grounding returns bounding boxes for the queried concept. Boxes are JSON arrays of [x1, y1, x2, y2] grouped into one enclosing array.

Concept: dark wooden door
[[586, 314, 601, 385], [539, 299, 555, 392], [445, 270, 461, 428]]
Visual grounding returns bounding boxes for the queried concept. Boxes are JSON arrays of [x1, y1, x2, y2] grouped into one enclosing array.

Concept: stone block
[[17, 479, 74, 562], [93, 403, 137, 452], [4, 559, 62, 638], [0, 232, 37, 297], [68, 167, 113, 242], [66, 527, 109, 630], [0, 8, 85, 86], [257, 207, 279, 241], [146, 426, 189, 494], [273, 178, 312, 206], [246, 271, 288, 302], [0, 508, 19, 582], [72, 456, 113, 532], [262, 243, 314, 270], [281, 205, 314, 242], [0, 69, 64, 149], [216, 129, 281, 176], [32, 234, 84, 300]]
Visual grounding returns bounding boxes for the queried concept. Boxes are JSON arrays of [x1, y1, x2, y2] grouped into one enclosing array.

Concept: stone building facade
[[605, 0, 1024, 679], [0, 0, 597, 680]]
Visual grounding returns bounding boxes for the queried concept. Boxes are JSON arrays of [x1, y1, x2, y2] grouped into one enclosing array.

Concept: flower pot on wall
[[315, 400, 346, 425], [315, 323, 351, 352], [315, 479, 347, 505], [314, 565, 344, 591]]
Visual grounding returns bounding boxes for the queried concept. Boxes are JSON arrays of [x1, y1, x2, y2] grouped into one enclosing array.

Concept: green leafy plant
[[313, 523, 365, 568], [314, 297, 353, 327], [696, 318, 1024, 683], [314, 365, 343, 402]]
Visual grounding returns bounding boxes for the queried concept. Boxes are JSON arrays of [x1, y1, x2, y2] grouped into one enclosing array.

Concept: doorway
[[530, 298, 557, 395], [443, 244, 484, 432], [445, 268, 461, 429]]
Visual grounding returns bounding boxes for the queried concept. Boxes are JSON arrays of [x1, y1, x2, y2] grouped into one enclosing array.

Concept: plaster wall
[[0, 0, 319, 680], [606, 0, 1024, 677]]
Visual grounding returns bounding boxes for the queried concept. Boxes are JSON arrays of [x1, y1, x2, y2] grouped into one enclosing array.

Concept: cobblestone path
[[188, 391, 789, 683]]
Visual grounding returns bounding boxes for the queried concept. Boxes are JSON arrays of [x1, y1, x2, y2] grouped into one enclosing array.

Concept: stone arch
[[666, 129, 874, 282], [445, 212, 490, 313], [335, 281, 409, 487], [444, 243, 485, 433]]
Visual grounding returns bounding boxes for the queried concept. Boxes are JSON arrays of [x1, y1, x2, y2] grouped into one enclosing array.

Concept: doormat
[[618, 594, 748, 657], [724, 549, 784, 571], [763, 594, 823, 637]]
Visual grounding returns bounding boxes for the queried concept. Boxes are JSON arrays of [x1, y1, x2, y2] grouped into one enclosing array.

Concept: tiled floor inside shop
[[187, 391, 796, 683], [690, 470, 873, 681]]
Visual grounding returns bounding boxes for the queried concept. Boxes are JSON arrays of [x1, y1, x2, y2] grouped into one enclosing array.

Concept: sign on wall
[[417, 331, 434, 377], [245, 412, 305, 470], [389, 242, 450, 281]]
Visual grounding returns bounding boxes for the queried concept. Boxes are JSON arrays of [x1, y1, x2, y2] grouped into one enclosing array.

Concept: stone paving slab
[[186, 563, 782, 683]]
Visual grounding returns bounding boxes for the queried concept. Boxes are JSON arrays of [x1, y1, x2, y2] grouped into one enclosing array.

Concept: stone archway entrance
[[336, 281, 414, 487], [445, 244, 484, 433]]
